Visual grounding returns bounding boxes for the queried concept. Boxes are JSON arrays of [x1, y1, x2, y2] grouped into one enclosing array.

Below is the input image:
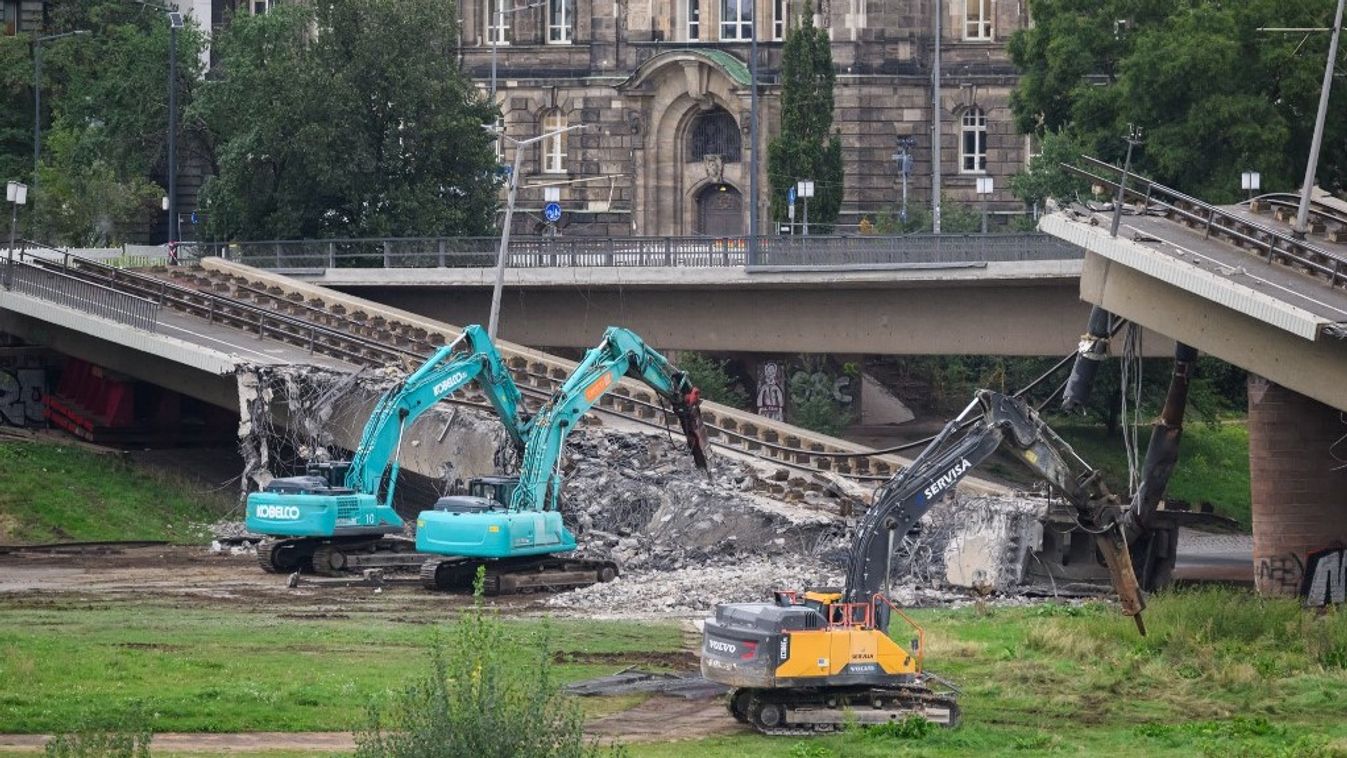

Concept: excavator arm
[[346, 324, 528, 506], [844, 390, 1147, 632], [509, 326, 709, 515]]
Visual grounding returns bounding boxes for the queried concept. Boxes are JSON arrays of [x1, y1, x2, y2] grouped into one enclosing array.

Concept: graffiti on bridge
[[1302, 546, 1346, 607], [0, 368, 44, 427]]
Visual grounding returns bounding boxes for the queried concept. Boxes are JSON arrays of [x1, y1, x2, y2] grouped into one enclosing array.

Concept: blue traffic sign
[[787, 186, 797, 206], [543, 202, 562, 223]]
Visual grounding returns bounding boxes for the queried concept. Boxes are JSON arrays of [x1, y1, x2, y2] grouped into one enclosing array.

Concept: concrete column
[[1249, 375, 1347, 597]]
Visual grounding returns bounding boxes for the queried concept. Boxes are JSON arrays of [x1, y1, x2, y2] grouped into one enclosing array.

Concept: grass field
[[0, 442, 234, 543], [3, 589, 1345, 756]]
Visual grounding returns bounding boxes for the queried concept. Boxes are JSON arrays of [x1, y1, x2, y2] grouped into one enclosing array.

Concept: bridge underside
[[1049, 215, 1347, 603], [342, 281, 1109, 356]]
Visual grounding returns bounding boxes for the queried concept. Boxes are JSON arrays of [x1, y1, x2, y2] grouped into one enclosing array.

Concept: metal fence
[[199, 232, 1083, 271], [4, 260, 160, 332]]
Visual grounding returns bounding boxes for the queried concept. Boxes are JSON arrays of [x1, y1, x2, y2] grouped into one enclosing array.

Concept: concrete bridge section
[[306, 261, 1175, 357], [1039, 180, 1347, 602], [1, 252, 1004, 502]]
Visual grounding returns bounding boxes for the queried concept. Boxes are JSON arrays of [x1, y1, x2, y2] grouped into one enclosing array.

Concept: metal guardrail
[[3, 259, 160, 332], [194, 233, 1083, 271], [1066, 156, 1347, 290]]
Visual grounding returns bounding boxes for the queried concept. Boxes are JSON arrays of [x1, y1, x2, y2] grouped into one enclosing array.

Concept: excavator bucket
[[674, 388, 711, 470]]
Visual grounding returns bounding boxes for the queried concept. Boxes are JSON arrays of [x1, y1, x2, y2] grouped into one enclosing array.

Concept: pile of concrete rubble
[[546, 427, 1057, 614]]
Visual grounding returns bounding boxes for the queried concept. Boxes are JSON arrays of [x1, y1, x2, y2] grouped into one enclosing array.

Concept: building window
[[250, 0, 273, 14], [773, 0, 786, 40], [688, 109, 741, 163], [542, 110, 567, 174], [688, 0, 700, 40], [2, 1, 17, 36], [960, 108, 987, 173], [720, 0, 752, 41], [549, 0, 573, 43], [963, 0, 992, 40], [484, 0, 509, 44]]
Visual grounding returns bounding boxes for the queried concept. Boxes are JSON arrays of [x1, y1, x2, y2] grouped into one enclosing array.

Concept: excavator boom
[[246, 325, 528, 574], [415, 327, 707, 590]]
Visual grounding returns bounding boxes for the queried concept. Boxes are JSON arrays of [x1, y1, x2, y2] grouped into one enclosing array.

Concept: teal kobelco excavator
[[246, 324, 528, 574], [415, 326, 710, 594]]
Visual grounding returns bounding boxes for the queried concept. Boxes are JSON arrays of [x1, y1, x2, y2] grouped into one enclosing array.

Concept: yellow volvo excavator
[[700, 390, 1153, 734]]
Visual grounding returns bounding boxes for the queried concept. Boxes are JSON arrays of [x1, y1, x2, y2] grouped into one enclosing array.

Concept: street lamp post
[[167, 10, 184, 254], [32, 29, 90, 226], [975, 175, 994, 233], [486, 122, 589, 339], [487, 0, 546, 121], [1293, 0, 1345, 237], [1110, 124, 1143, 238], [6, 181, 28, 289], [892, 136, 915, 225]]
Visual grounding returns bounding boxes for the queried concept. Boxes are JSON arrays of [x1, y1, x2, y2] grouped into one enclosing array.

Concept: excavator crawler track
[[419, 556, 620, 594], [730, 684, 960, 736], [256, 539, 317, 574]]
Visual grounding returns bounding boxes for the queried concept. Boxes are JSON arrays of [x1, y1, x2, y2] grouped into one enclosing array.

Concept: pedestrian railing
[[192, 233, 1082, 271], [3, 257, 160, 333]]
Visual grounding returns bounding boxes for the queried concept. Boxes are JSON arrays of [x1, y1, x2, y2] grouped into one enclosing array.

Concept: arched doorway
[[697, 184, 743, 236]]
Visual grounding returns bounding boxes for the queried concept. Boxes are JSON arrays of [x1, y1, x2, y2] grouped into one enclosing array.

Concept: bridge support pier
[[1248, 375, 1347, 598]]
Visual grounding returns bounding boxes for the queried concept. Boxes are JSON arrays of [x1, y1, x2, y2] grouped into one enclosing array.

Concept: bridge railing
[[192, 233, 1083, 271], [2, 256, 161, 332]]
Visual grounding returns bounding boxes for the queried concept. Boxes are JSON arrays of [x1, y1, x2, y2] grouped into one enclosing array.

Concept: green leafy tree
[[676, 352, 749, 409], [1009, 0, 1343, 202], [0, 36, 32, 197], [768, 10, 843, 232], [195, 0, 500, 240], [1009, 130, 1091, 210], [3, 1, 204, 245]]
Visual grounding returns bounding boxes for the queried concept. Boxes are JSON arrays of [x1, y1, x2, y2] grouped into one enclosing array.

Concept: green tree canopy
[[1009, 0, 1346, 203], [195, 0, 500, 241], [768, 12, 844, 232], [0, 0, 204, 245]]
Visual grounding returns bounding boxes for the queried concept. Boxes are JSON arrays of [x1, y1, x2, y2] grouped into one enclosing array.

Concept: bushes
[[356, 570, 623, 758], [676, 352, 749, 410]]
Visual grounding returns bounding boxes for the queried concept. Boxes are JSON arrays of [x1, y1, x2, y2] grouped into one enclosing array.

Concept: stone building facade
[[460, 0, 1031, 236]]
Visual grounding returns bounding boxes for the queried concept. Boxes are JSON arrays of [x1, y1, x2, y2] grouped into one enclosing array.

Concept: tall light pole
[[748, 1, 759, 263], [1110, 124, 1143, 238], [486, 122, 589, 339], [1292, 0, 1345, 238], [32, 29, 90, 227], [931, 0, 942, 233], [167, 10, 184, 251], [488, 0, 545, 124]]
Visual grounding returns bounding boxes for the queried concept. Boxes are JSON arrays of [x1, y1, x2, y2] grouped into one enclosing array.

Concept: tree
[[1008, 0, 1344, 203], [676, 352, 749, 409], [768, 11, 843, 232], [0, 1, 204, 245], [195, 0, 500, 241]]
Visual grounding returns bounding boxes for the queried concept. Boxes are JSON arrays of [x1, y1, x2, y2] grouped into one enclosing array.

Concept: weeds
[[44, 709, 152, 758], [355, 567, 625, 758], [863, 715, 938, 740]]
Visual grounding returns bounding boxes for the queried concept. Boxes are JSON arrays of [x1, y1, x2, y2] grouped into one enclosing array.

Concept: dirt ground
[[0, 544, 744, 751]]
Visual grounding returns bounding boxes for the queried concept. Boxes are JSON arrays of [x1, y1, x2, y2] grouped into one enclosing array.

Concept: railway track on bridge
[[23, 253, 902, 487]]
